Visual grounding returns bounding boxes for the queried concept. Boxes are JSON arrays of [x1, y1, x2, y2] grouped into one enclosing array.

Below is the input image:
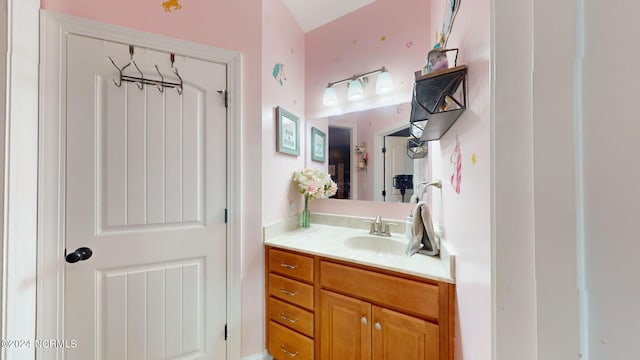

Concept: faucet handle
[[382, 223, 397, 237], [364, 220, 377, 234]]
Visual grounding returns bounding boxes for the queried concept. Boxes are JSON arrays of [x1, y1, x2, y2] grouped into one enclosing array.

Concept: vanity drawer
[[269, 273, 314, 310], [268, 248, 314, 283], [269, 321, 314, 360], [320, 261, 439, 319], [269, 297, 314, 337]]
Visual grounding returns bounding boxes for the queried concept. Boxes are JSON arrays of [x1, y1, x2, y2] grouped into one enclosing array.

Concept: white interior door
[[63, 34, 228, 359], [384, 136, 414, 203]]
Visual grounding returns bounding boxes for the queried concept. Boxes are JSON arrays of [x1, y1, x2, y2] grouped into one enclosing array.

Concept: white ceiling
[[283, 0, 376, 33]]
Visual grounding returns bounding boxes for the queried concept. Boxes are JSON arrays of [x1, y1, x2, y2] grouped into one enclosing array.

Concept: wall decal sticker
[[471, 153, 477, 165], [380, 36, 387, 41], [272, 63, 287, 86], [405, 41, 414, 48], [450, 136, 462, 194], [162, 0, 182, 12]]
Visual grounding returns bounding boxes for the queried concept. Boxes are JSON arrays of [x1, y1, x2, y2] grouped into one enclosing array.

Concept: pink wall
[[262, 0, 306, 226], [305, 0, 431, 119], [40, 1, 265, 356], [429, 1, 491, 359]]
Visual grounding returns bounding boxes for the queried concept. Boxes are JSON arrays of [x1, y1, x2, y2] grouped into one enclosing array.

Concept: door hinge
[[224, 208, 228, 223], [382, 190, 386, 197], [382, 146, 386, 153], [217, 89, 228, 108], [224, 324, 228, 341]]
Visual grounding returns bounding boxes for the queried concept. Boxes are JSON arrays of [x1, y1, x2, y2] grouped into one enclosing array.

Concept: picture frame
[[276, 106, 300, 156], [310, 127, 326, 162]]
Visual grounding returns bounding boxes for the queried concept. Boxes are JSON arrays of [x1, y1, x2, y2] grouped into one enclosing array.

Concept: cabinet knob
[[361, 316, 367, 325], [375, 322, 381, 331]]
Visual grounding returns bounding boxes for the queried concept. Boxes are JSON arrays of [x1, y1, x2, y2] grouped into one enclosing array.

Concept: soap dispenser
[[405, 210, 414, 241]]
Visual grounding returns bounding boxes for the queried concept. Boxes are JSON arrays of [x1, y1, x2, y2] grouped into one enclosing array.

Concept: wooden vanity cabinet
[[266, 248, 316, 360], [265, 246, 454, 360]]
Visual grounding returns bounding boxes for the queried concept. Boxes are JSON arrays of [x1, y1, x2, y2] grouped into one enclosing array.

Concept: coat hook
[[108, 56, 129, 87], [174, 67, 183, 95], [155, 65, 165, 93], [170, 54, 183, 95], [131, 59, 145, 90]]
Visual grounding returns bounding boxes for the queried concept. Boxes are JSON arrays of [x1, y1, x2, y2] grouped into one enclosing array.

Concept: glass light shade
[[375, 71, 394, 94], [322, 86, 337, 106], [347, 79, 364, 101]]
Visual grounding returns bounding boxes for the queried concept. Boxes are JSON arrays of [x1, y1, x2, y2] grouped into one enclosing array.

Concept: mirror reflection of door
[[383, 127, 414, 203], [328, 126, 352, 199]]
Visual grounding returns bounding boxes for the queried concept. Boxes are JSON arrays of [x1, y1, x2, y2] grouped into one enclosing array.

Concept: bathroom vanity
[[264, 217, 455, 360]]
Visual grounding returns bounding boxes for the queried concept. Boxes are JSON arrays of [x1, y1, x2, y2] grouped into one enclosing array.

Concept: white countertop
[[263, 217, 455, 284]]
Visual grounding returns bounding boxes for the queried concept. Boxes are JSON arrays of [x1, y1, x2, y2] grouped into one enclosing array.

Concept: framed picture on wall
[[276, 106, 300, 156], [311, 127, 326, 162]]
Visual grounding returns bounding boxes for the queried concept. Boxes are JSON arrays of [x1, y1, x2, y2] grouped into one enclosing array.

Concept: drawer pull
[[361, 316, 367, 325], [280, 262, 298, 269], [280, 344, 299, 357], [279, 288, 298, 296], [375, 322, 382, 331], [279, 312, 299, 323]]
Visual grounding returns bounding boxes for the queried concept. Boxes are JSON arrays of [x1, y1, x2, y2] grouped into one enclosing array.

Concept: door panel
[[320, 290, 371, 360], [65, 34, 227, 359], [372, 306, 439, 360], [99, 78, 205, 231]]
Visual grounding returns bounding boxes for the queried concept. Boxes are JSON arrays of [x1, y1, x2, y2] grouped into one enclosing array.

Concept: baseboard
[[242, 350, 272, 360]]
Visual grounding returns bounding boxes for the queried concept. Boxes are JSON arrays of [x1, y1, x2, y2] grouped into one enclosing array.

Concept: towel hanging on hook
[[107, 46, 183, 95]]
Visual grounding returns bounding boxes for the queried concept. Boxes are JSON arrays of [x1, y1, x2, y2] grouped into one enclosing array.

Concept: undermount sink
[[344, 235, 406, 255]]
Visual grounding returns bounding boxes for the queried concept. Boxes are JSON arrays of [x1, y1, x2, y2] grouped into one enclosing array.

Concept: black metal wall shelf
[[409, 65, 467, 141]]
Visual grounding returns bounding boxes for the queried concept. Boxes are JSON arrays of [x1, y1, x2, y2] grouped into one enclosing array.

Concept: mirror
[[301, 0, 434, 204], [307, 102, 429, 203]]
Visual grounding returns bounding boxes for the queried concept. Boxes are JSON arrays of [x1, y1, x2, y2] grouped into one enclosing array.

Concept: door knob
[[65, 247, 93, 263]]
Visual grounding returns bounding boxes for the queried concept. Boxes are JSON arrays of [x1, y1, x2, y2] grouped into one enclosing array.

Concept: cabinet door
[[320, 290, 371, 360], [372, 306, 439, 360]]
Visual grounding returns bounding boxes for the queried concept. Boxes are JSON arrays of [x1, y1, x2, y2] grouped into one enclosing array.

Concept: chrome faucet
[[366, 216, 395, 237]]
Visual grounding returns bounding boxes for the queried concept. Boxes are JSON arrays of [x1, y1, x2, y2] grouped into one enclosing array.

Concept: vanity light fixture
[[322, 66, 393, 106]]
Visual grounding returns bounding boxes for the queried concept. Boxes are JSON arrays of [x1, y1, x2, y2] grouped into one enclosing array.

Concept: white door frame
[[2, 1, 39, 359], [37, 11, 242, 359]]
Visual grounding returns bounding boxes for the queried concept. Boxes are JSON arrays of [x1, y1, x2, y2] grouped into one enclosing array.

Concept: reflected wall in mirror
[[307, 102, 430, 203]]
